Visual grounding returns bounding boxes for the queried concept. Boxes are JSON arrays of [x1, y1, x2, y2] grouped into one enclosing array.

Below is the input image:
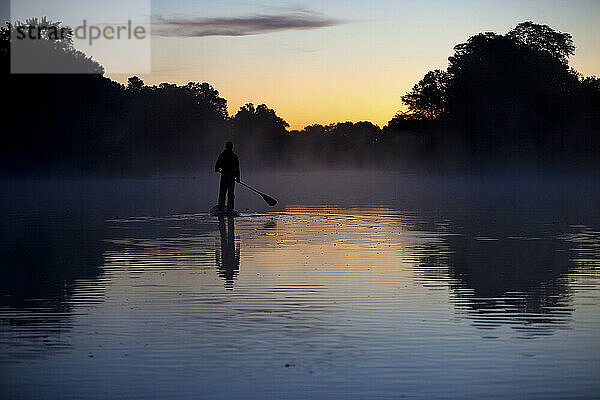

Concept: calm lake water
[[1, 172, 599, 399]]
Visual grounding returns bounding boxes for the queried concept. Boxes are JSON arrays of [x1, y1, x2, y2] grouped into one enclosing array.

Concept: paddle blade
[[262, 193, 277, 206]]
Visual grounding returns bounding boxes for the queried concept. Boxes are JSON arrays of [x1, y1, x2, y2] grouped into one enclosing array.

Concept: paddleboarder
[[215, 141, 240, 212]]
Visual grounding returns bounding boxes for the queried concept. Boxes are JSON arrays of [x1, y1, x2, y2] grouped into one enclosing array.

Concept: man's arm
[[215, 154, 222, 173]]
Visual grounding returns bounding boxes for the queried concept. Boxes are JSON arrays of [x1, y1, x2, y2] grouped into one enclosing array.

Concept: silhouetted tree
[[401, 69, 449, 119], [389, 21, 600, 168], [231, 103, 289, 166], [507, 21, 575, 64], [0, 22, 10, 74], [446, 30, 578, 158], [286, 121, 385, 167], [120, 80, 229, 172], [2, 17, 598, 175], [185, 82, 228, 120], [1, 17, 233, 175], [3, 17, 103, 73], [127, 76, 144, 91]]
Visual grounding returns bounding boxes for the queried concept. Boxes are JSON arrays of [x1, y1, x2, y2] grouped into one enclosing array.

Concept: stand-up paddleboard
[[210, 205, 240, 217]]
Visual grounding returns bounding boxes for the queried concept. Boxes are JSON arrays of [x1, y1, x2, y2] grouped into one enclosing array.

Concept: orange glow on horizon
[[109, 72, 410, 131]]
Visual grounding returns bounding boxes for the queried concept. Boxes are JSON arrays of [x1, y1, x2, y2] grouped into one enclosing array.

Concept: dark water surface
[[1, 172, 599, 399]]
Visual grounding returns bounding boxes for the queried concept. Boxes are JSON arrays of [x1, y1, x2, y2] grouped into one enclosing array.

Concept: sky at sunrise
[[3, 0, 600, 129]]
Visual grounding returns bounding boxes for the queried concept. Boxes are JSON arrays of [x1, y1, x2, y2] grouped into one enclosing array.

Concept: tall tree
[[185, 82, 228, 120], [127, 76, 144, 91], [3, 17, 103, 73], [507, 21, 575, 64], [401, 69, 449, 119], [232, 103, 290, 165]]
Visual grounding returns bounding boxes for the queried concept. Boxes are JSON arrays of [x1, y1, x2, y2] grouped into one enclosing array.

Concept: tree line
[[1, 19, 599, 176], [393, 21, 600, 168]]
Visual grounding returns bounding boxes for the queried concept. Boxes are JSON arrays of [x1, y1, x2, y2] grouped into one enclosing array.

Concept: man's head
[[225, 141, 233, 150]]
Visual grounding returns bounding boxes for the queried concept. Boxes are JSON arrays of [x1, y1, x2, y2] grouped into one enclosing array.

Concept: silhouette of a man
[[215, 141, 240, 211]]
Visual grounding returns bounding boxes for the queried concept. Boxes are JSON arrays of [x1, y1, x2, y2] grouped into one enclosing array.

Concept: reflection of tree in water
[[415, 233, 579, 336], [561, 228, 600, 273], [215, 217, 240, 289], [450, 237, 573, 334], [0, 212, 106, 358], [409, 181, 600, 337]]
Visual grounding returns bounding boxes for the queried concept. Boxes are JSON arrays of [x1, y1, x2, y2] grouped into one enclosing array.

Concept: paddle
[[239, 181, 277, 206]]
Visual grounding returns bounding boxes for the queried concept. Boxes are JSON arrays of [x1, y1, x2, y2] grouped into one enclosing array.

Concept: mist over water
[[1, 171, 599, 399]]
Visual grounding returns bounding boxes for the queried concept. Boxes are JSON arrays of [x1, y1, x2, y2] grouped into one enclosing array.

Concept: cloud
[[152, 10, 343, 38]]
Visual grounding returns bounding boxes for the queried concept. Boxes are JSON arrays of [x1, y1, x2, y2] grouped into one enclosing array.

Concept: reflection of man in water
[[216, 217, 240, 289], [214, 141, 240, 211]]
